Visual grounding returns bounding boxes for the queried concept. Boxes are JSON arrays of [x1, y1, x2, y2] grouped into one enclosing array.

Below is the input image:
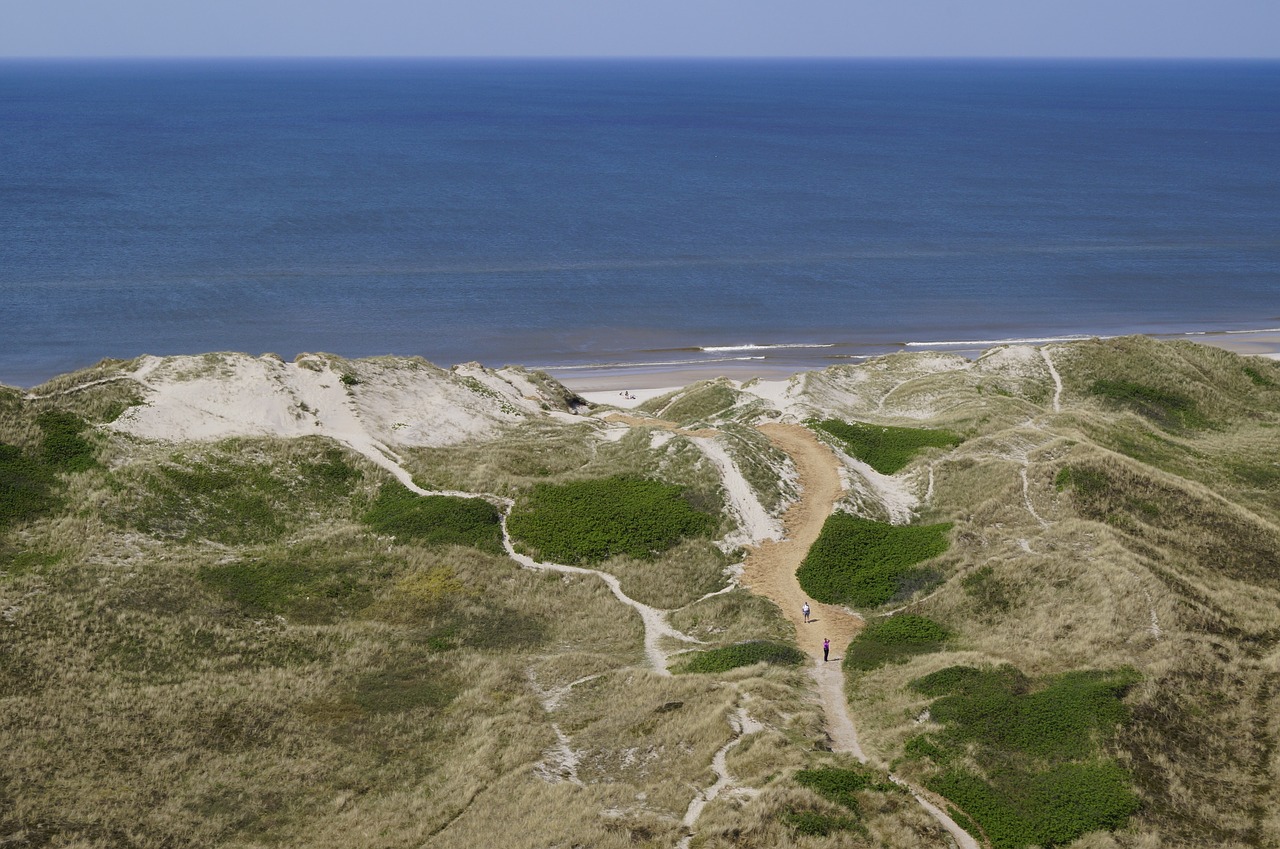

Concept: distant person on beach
[[823, 638, 830, 662], [802, 602, 810, 623]]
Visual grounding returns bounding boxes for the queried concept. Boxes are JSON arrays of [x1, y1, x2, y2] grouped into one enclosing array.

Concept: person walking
[[802, 602, 811, 624], [823, 638, 830, 662]]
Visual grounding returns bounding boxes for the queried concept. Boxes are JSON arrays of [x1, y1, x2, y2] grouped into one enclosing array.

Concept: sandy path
[[740, 424, 866, 758], [743, 424, 981, 849]]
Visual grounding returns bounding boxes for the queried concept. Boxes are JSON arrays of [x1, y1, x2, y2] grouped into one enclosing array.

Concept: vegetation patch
[[780, 765, 898, 837], [1242, 365, 1276, 388], [655, 382, 737, 424], [1087, 378, 1207, 430], [843, 614, 949, 671], [812, 419, 961, 474], [961, 565, 1011, 614], [198, 549, 393, 623], [797, 513, 951, 607], [507, 475, 715, 565], [675, 640, 805, 674], [906, 664, 1141, 848], [351, 662, 459, 715], [779, 809, 862, 837], [36, 409, 97, 472], [362, 484, 503, 553], [0, 443, 59, 530]]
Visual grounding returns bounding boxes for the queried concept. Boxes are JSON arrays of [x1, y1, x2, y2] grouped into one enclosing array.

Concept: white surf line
[[1040, 346, 1063, 413], [676, 703, 765, 849], [500, 521, 702, 676]]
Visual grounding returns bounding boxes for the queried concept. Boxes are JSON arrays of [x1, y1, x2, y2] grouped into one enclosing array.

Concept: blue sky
[[3, 0, 1278, 58]]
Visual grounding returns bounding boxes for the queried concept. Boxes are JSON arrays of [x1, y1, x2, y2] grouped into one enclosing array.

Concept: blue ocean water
[[1, 59, 1278, 387]]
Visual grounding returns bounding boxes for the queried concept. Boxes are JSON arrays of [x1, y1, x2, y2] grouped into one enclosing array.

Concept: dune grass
[[6, 339, 1280, 848]]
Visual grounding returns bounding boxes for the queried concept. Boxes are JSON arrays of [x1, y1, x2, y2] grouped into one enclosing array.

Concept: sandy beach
[[561, 330, 1280, 403]]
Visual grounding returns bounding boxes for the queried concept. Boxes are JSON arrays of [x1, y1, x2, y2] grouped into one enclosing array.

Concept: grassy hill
[[1, 339, 1278, 848]]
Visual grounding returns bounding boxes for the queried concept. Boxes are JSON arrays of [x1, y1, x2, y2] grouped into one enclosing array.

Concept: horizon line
[[3, 54, 1279, 62]]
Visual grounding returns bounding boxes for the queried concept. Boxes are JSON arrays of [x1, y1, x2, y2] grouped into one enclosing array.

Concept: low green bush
[[0, 444, 59, 530], [797, 513, 951, 607], [907, 664, 1141, 848], [506, 475, 715, 565], [1087, 378, 1206, 430], [362, 484, 503, 553], [843, 614, 949, 671], [36, 410, 97, 472], [794, 766, 895, 806], [811, 419, 961, 474], [675, 640, 805, 674], [779, 810, 861, 836]]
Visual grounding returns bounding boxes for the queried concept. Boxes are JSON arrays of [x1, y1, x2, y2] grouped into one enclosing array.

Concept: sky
[[2, 0, 1278, 59]]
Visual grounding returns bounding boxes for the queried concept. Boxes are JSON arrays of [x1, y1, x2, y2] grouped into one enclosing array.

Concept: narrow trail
[[741, 424, 863, 753], [742, 423, 980, 849], [1041, 346, 1063, 413]]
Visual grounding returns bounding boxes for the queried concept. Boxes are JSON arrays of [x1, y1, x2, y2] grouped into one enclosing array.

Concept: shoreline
[[6, 330, 1279, 397], [556, 330, 1280, 398]]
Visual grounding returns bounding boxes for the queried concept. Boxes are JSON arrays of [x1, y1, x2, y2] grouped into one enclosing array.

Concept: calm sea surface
[[2, 59, 1278, 386]]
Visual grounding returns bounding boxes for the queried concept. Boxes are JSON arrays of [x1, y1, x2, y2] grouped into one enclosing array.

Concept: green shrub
[[0, 444, 59, 530], [1087, 378, 1206, 430], [794, 766, 894, 806], [507, 475, 715, 565], [36, 409, 96, 472], [907, 664, 1141, 848], [797, 513, 951, 607], [779, 810, 861, 836], [362, 484, 503, 553], [675, 640, 805, 674], [843, 614, 949, 671], [812, 419, 961, 474]]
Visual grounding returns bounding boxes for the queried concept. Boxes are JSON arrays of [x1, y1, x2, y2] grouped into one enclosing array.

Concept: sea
[[2, 59, 1278, 388]]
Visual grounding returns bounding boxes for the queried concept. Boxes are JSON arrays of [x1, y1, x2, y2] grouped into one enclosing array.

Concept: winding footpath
[[743, 423, 980, 849]]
